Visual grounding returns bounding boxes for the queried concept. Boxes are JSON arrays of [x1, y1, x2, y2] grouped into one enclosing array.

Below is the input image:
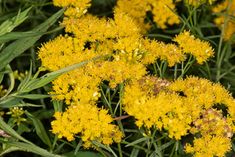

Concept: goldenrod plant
[[0, 0, 235, 157]]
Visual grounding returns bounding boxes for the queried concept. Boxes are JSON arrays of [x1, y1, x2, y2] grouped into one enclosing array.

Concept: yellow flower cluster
[[53, 0, 91, 17], [123, 76, 190, 139], [183, 0, 217, 6], [41, 0, 215, 149], [115, 0, 180, 31], [173, 31, 214, 64], [213, 0, 235, 40], [51, 103, 123, 148], [6, 107, 26, 126], [186, 109, 232, 157], [123, 76, 235, 156], [13, 70, 28, 81]]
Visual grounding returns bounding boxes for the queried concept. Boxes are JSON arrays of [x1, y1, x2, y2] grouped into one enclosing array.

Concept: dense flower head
[[51, 103, 123, 148], [115, 0, 180, 31], [185, 135, 231, 157], [143, 39, 186, 66], [213, 0, 235, 40], [6, 107, 26, 126], [168, 76, 234, 113], [183, 0, 217, 6], [173, 31, 214, 64], [51, 68, 101, 105], [123, 76, 235, 156], [53, 0, 91, 17], [38, 35, 103, 71], [87, 61, 146, 89], [191, 109, 233, 138], [39, 0, 235, 154], [123, 76, 191, 139]]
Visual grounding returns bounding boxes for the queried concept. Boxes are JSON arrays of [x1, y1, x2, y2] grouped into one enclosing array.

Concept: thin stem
[[216, 0, 232, 82], [118, 143, 123, 157]]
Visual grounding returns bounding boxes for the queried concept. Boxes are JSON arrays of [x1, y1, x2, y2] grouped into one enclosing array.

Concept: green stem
[[216, 0, 232, 82], [118, 143, 123, 157]]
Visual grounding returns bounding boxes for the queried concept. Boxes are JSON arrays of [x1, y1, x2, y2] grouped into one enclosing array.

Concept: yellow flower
[[51, 68, 101, 105], [115, 0, 180, 31], [51, 103, 123, 148], [7, 107, 26, 126], [13, 70, 28, 81], [185, 135, 231, 157], [213, 0, 235, 40], [151, 0, 180, 29], [183, 0, 217, 6], [173, 31, 214, 64], [53, 0, 91, 17], [87, 61, 146, 89], [123, 76, 191, 140]]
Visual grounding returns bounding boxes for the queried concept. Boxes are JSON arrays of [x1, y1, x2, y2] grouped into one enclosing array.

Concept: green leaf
[[20, 56, 102, 93], [19, 73, 60, 93], [0, 97, 21, 108], [0, 8, 65, 71], [1, 140, 63, 157], [14, 94, 51, 100], [0, 31, 40, 44], [0, 7, 31, 36], [25, 111, 52, 148], [125, 137, 149, 147], [64, 151, 102, 157], [159, 140, 175, 150], [0, 146, 21, 156], [92, 141, 118, 157], [0, 117, 32, 144], [0, 26, 64, 44], [130, 148, 140, 157]]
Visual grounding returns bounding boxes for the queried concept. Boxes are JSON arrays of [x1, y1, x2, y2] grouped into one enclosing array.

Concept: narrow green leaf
[[17, 61, 33, 91], [0, 31, 40, 44], [25, 111, 52, 148], [0, 146, 21, 156], [159, 140, 175, 150], [92, 141, 118, 157], [0, 65, 14, 100], [0, 26, 64, 44], [0, 7, 31, 36], [0, 117, 32, 144], [0, 97, 21, 108], [1, 140, 63, 157], [125, 137, 149, 147], [14, 94, 51, 100], [130, 148, 140, 157], [64, 151, 102, 157], [20, 55, 102, 93], [0, 8, 65, 71], [20, 73, 60, 93]]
